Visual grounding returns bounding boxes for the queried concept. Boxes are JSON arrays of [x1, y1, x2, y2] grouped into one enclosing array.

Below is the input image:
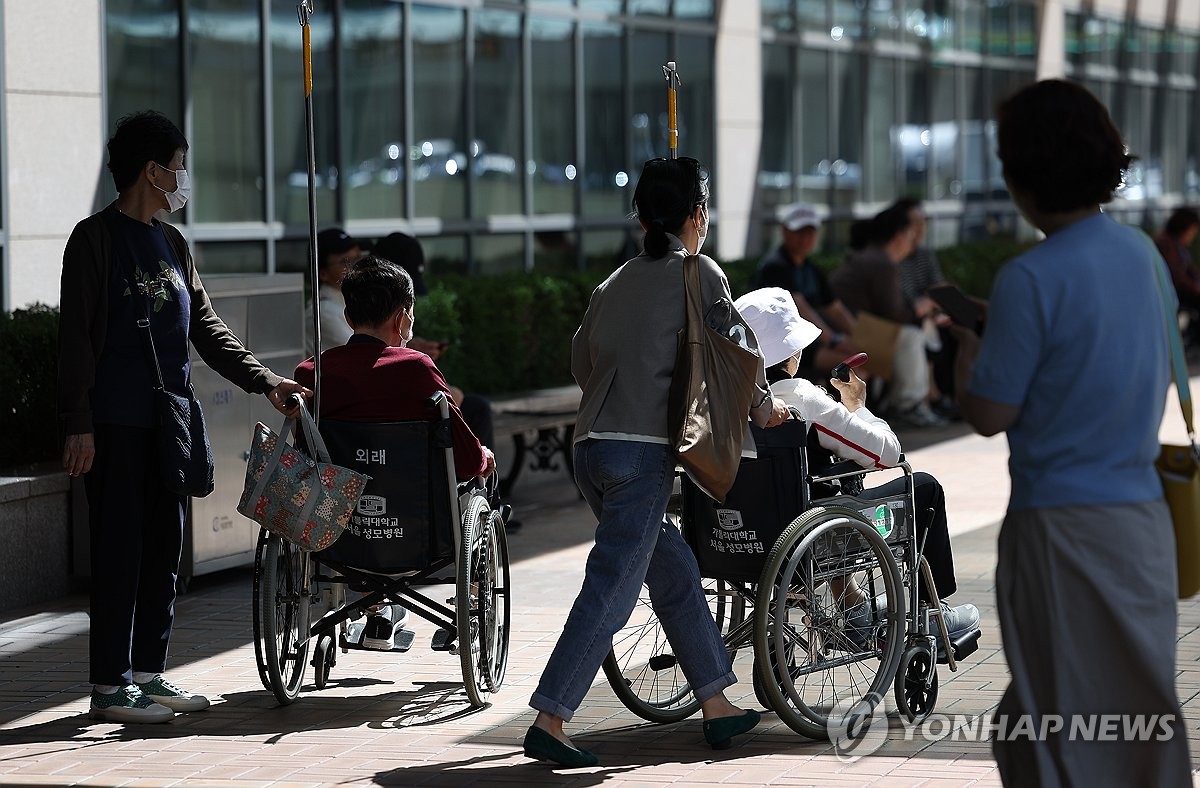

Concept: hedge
[[0, 305, 60, 469], [2, 236, 1029, 466]]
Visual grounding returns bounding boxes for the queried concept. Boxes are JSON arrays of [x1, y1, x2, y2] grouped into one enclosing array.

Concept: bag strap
[[682, 254, 704, 332], [248, 417, 298, 507], [295, 401, 333, 463], [109, 213, 167, 392], [1149, 233, 1195, 442]]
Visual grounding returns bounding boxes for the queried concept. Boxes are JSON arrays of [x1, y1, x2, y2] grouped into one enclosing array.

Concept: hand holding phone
[[928, 284, 984, 335], [831, 352, 869, 383]]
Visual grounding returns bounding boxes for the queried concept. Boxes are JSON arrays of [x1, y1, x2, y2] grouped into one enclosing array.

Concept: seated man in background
[[830, 205, 944, 428], [305, 227, 365, 356], [755, 202, 860, 384], [295, 256, 496, 649], [735, 287, 979, 643], [1154, 207, 1200, 347], [372, 231, 496, 451]]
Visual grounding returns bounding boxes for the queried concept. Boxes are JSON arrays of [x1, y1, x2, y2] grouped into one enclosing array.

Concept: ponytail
[[643, 218, 669, 258]]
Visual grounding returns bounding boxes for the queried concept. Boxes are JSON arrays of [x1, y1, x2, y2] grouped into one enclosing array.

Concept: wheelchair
[[252, 392, 511, 708], [602, 418, 982, 740]]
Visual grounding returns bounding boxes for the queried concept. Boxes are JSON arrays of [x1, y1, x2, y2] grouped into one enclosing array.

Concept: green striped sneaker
[[89, 686, 173, 723], [136, 675, 211, 712]]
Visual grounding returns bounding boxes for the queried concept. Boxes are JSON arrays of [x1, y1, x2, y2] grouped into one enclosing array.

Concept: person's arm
[[425, 357, 492, 478], [821, 299, 857, 336], [954, 265, 1036, 437], [776, 377, 902, 468], [953, 326, 1019, 436], [57, 220, 104, 476], [570, 287, 599, 390]]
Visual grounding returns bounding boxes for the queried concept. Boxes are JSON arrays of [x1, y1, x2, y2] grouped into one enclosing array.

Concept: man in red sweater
[[294, 256, 495, 649], [295, 256, 495, 480]]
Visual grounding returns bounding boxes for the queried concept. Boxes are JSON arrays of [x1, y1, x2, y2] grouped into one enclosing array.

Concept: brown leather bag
[[668, 256, 762, 502]]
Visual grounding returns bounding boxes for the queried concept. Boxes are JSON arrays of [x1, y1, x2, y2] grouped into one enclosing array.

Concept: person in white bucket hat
[[734, 287, 980, 646]]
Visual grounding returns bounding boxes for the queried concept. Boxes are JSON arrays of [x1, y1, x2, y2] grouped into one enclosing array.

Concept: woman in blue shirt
[[955, 80, 1191, 786]]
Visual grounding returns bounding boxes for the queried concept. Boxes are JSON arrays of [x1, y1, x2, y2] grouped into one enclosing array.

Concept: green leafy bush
[[0, 305, 60, 469]]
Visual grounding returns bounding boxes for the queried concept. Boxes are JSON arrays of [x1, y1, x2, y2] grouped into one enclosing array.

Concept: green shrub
[[0, 305, 60, 469]]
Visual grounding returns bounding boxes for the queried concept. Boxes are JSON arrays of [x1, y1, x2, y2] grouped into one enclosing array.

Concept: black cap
[[372, 232, 428, 296], [317, 227, 360, 265]]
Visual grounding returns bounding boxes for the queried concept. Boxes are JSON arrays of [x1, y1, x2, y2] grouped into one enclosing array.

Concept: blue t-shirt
[[92, 211, 192, 427], [968, 212, 1171, 511]]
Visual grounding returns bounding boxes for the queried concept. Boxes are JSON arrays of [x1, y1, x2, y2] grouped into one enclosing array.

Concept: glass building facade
[[2, 0, 1193, 294]]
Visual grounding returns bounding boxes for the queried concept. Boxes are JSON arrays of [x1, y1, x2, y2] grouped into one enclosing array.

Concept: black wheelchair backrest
[[681, 419, 813, 584], [316, 419, 456, 573]]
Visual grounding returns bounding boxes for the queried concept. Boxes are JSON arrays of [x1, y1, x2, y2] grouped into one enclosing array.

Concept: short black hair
[[890, 196, 923, 215], [106, 111, 188, 193], [632, 157, 710, 258], [1165, 207, 1200, 237], [996, 79, 1133, 213], [869, 204, 914, 245], [341, 256, 414, 328]]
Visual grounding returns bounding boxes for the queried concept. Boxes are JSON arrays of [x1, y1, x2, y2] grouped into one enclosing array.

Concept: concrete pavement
[[1, 395, 1199, 787]]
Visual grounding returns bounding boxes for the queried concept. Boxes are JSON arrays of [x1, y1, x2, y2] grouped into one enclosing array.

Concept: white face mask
[[693, 208, 708, 255], [402, 309, 415, 345], [155, 166, 191, 213]]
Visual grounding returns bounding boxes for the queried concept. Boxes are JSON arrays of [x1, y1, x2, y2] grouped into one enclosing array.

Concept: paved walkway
[[1, 399, 1199, 786]]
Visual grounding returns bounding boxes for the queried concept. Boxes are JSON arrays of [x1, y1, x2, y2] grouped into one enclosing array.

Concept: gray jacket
[[572, 237, 769, 444]]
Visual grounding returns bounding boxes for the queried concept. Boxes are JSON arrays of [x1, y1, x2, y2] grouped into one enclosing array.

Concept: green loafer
[[522, 725, 600, 768], [703, 709, 762, 750]]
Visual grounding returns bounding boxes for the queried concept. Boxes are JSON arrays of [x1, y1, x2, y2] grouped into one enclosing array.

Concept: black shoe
[[522, 726, 599, 767], [703, 709, 761, 750]]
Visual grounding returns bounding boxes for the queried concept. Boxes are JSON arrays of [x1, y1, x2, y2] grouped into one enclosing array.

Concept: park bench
[[491, 385, 580, 497]]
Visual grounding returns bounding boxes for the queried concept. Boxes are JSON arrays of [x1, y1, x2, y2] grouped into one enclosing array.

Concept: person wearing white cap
[[755, 202, 860, 382], [734, 287, 980, 645]]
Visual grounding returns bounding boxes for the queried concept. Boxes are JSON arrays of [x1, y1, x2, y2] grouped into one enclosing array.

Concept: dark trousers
[[460, 393, 495, 449], [864, 471, 956, 602], [84, 424, 186, 686]]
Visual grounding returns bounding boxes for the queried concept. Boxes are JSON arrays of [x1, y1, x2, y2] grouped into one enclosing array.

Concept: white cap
[[734, 288, 823, 368], [780, 202, 821, 232]]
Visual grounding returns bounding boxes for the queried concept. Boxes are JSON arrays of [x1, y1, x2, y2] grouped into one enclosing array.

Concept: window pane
[[760, 43, 794, 211], [189, 0, 263, 223], [630, 30, 670, 163], [412, 5, 466, 219], [866, 57, 896, 202], [531, 17, 577, 215], [274, 238, 310, 275], [581, 22, 626, 216], [628, 0, 669, 16], [798, 49, 830, 204], [422, 235, 467, 277], [832, 0, 866, 40], [930, 63, 957, 201], [534, 230, 579, 272], [958, 0, 983, 52], [1163, 89, 1190, 194], [106, 0, 182, 205], [834, 52, 865, 207], [961, 65, 994, 200], [474, 234, 526, 274], [763, 0, 793, 33], [194, 241, 266, 274], [901, 60, 928, 198], [987, 0, 1011, 56], [343, 0, 404, 220], [797, 0, 827, 31], [473, 10, 523, 217], [1013, 2, 1036, 56], [583, 228, 634, 271], [675, 0, 714, 20], [678, 34, 715, 170], [580, 0, 623, 14], [1169, 31, 1198, 76], [272, 0, 336, 226]]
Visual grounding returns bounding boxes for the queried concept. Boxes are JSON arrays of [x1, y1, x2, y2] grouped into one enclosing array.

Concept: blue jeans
[[530, 439, 735, 721]]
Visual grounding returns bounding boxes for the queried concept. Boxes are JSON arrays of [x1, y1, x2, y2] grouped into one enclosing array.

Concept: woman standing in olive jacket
[[57, 111, 309, 723]]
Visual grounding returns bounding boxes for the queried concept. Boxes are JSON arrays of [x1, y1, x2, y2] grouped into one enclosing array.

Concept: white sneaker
[[362, 605, 408, 651]]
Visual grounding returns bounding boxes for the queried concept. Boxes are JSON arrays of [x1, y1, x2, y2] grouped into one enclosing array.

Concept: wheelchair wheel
[[253, 531, 313, 705], [894, 643, 938, 723], [312, 634, 335, 690], [602, 576, 746, 724], [457, 495, 510, 707], [753, 506, 905, 740]]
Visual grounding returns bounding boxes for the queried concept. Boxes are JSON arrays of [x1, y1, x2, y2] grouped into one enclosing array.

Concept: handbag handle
[[1149, 234, 1196, 443]]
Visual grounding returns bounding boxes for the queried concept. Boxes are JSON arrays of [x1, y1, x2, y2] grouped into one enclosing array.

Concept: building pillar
[[1036, 0, 1067, 80], [713, 0, 763, 262], [2, 1, 105, 309]]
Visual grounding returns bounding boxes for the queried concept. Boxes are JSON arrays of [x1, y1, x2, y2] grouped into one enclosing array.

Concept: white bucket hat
[[734, 287, 822, 368]]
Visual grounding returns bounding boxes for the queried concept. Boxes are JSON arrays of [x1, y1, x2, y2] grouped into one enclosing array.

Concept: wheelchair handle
[[286, 393, 306, 410]]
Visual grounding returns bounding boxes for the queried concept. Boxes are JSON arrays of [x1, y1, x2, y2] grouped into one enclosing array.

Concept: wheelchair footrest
[[938, 628, 982, 664], [430, 627, 456, 652], [340, 622, 416, 653]]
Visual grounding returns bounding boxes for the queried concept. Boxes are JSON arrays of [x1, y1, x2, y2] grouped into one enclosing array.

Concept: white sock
[[132, 671, 158, 684], [94, 684, 121, 694]]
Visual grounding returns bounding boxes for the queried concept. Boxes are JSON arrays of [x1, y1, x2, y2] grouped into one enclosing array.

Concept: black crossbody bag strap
[[110, 214, 167, 393]]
